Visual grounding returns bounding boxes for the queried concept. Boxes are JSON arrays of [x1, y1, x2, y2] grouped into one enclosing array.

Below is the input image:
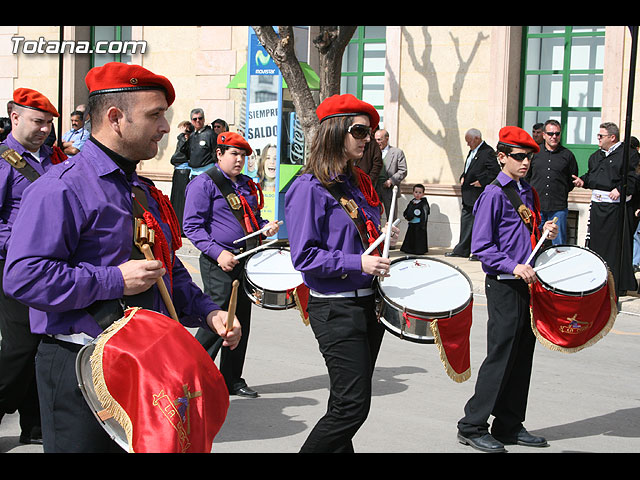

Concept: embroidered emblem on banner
[[558, 314, 593, 335], [152, 384, 202, 453]]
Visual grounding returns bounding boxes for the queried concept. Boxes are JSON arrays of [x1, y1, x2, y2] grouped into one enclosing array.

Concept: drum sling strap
[[491, 178, 542, 246], [205, 165, 260, 253], [325, 181, 383, 256], [0, 145, 41, 182], [85, 183, 162, 331]]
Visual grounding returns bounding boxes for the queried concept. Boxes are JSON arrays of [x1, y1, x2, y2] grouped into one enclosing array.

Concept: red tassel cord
[[134, 183, 183, 292]]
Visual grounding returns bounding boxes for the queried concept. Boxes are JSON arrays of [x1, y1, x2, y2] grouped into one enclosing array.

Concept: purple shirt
[[182, 166, 268, 260], [0, 134, 55, 260], [3, 139, 220, 337], [471, 171, 537, 276], [284, 172, 382, 294]]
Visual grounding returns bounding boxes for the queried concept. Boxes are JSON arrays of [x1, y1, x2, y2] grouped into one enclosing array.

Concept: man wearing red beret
[[0, 87, 60, 444], [4, 63, 240, 452], [456, 126, 557, 453]]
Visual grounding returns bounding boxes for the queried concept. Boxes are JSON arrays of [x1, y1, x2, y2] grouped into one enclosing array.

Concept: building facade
[[1, 25, 637, 247]]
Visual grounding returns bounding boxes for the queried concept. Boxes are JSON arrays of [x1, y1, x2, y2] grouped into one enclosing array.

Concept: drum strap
[[491, 178, 542, 244], [85, 181, 169, 331], [325, 181, 383, 256], [206, 165, 260, 251], [0, 146, 41, 182]]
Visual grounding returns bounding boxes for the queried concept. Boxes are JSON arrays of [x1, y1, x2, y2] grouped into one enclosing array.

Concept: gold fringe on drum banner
[[529, 270, 618, 354], [90, 308, 137, 452], [429, 301, 473, 383]]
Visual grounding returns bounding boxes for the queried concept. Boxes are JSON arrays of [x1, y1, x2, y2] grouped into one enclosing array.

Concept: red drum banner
[[529, 271, 618, 353], [429, 301, 473, 383], [90, 307, 229, 453]]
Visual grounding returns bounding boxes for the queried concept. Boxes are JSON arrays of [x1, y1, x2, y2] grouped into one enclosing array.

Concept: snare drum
[[530, 245, 617, 353], [376, 256, 473, 344], [244, 247, 304, 309], [75, 307, 229, 453], [533, 245, 608, 296]]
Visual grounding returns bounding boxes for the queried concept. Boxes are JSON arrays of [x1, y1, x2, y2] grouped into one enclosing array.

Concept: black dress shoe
[[19, 426, 43, 445], [445, 252, 467, 258], [493, 428, 548, 447], [457, 432, 506, 453], [231, 385, 259, 398]]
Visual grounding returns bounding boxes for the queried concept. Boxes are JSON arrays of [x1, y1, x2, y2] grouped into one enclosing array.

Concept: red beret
[[316, 94, 380, 131], [498, 126, 540, 154], [217, 132, 252, 156], [85, 62, 175, 107], [13, 88, 59, 117]]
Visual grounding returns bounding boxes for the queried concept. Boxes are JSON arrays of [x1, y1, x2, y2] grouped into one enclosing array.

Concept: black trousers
[[452, 204, 474, 256], [36, 337, 122, 452], [300, 294, 385, 453], [457, 276, 536, 438], [0, 261, 41, 432], [195, 254, 252, 391]]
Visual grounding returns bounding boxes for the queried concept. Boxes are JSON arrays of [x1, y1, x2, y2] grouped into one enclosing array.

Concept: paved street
[[2, 242, 639, 454]]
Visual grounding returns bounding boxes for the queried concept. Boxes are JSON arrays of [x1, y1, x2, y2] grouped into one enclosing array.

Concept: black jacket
[[460, 141, 499, 207]]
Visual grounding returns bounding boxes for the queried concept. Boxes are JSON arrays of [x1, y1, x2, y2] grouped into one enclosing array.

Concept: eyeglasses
[[347, 124, 371, 140], [544, 131, 561, 137], [597, 133, 612, 139], [507, 152, 533, 161]]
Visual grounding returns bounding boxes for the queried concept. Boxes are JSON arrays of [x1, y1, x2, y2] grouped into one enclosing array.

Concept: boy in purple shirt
[[457, 126, 557, 453], [183, 131, 279, 398]]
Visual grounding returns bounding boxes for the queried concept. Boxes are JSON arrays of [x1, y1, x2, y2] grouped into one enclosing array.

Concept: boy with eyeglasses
[[456, 126, 557, 453], [525, 119, 578, 245]]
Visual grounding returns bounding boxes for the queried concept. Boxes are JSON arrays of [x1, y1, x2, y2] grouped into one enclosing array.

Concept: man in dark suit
[[447, 129, 499, 259]]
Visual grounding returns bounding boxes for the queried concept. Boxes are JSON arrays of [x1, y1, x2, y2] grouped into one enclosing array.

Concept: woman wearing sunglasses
[[284, 94, 398, 453], [456, 126, 557, 453]]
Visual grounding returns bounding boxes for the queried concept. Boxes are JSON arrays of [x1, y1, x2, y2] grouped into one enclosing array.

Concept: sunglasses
[[507, 152, 533, 161], [347, 124, 371, 140], [544, 131, 561, 136]]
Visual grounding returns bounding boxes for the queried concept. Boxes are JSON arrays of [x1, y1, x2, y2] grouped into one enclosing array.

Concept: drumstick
[[525, 216, 558, 266], [139, 243, 179, 322], [533, 251, 581, 272], [203, 280, 239, 358], [382, 185, 399, 259], [233, 239, 278, 261], [497, 216, 559, 281], [233, 221, 283, 244], [226, 279, 239, 333], [363, 219, 401, 255]]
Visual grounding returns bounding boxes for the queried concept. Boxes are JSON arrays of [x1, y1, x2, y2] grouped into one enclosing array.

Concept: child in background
[[401, 184, 430, 254]]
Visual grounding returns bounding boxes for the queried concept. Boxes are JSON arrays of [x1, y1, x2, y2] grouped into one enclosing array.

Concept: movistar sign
[[249, 31, 279, 75]]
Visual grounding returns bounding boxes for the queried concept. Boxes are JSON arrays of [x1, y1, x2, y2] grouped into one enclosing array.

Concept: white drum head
[[245, 248, 303, 291], [534, 245, 608, 295], [379, 257, 472, 316]]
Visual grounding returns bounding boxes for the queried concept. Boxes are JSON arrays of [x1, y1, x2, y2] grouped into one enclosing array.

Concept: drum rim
[[75, 341, 129, 451], [376, 255, 474, 319], [534, 244, 608, 296]]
